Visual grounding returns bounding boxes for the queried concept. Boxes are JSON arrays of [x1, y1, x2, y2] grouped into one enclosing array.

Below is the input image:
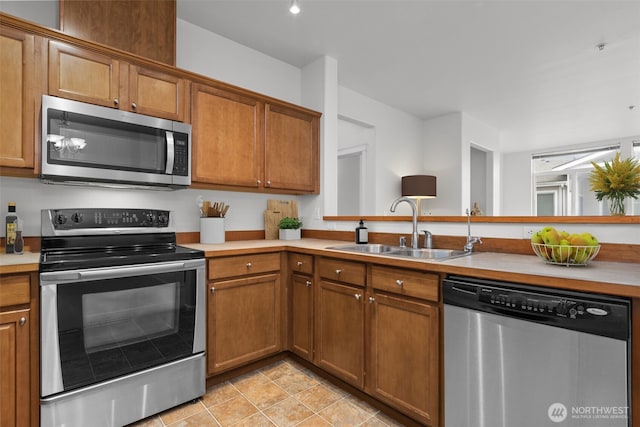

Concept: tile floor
[[128, 358, 406, 427]]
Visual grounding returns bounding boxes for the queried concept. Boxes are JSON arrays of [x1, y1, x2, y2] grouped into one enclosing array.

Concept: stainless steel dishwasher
[[443, 275, 630, 427]]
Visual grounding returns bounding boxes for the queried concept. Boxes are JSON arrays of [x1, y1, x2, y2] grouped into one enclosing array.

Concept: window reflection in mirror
[[533, 140, 639, 216]]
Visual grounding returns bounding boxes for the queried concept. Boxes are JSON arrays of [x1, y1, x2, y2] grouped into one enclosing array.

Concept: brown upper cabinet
[[0, 25, 45, 172], [59, 0, 176, 66], [191, 82, 320, 194], [49, 40, 188, 122]]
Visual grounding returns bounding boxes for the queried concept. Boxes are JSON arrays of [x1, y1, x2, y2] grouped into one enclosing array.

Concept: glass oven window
[[56, 270, 197, 392]]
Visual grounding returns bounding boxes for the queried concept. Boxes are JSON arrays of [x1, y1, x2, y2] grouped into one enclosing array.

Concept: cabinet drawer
[[288, 253, 313, 275], [318, 257, 366, 287], [371, 265, 439, 302], [0, 274, 31, 308], [209, 253, 281, 280]]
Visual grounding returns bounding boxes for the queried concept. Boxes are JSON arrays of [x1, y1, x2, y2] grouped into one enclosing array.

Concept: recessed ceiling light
[[289, 0, 300, 15]]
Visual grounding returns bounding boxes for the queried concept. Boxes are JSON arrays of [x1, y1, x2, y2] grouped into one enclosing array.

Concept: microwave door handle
[[165, 131, 175, 174]]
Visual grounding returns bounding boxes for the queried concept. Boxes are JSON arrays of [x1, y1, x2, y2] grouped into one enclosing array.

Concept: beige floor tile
[[230, 370, 271, 394], [359, 416, 393, 427], [294, 414, 333, 427], [262, 396, 314, 427], [370, 412, 408, 427], [229, 412, 276, 427], [201, 381, 241, 408], [241, 380, 290, 410], [125, 415, 164, 427], [273, 369, 319, 394], [261, 360, 301, 381], [209, 395, 258, 426], [295, 383, 343, 413], [317, 399, 375, 426], [166, 410, 220, 427], [343, 394, 379, 417], [159, 400, 206, 425]]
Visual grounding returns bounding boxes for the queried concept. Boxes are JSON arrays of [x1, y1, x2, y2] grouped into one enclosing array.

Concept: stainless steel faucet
[[464, 208, 482, 252], [390, 196, 419, 249]]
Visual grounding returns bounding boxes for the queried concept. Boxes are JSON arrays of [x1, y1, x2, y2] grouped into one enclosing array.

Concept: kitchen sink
[[327, 244, 473, 261], [328, 244, 398, 253], [387, 248, 471, 260]]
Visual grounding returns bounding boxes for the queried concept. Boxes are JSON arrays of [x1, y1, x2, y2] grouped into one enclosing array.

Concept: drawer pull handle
[[305, 280, 312, 287], [335, 269, 342, 275], [368, 296, 375, 304], [210, 287, 215, 294], [396, 279, 404, 287], [19, 317, 27, 326], [246, 262, 252, 269], [354, 293, 362, 301], [297, 261, 303, 267]]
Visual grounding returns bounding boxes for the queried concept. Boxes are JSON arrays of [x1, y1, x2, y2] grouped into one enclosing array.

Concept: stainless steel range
[[39, 208, 206, 427]]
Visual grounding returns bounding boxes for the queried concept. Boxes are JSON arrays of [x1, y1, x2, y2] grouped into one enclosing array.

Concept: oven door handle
[[41, 261, 198, 283]]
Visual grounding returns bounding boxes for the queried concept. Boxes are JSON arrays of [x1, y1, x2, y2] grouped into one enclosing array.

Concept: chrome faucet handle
[[421, 230, 433, 249], [399, 236, 407, 248]]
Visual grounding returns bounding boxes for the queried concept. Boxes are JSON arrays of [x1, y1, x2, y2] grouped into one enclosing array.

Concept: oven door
[[40, 259, 205, 397]]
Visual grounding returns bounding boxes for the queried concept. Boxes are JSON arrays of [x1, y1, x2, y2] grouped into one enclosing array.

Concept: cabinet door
[[367, 293, 440, 426], [290, 273, 313, 360], [0, 27, 36, 169], [128, 64, 187, 121], [191, 83, 263, 188], [0, 309, 30, 427], [207, 273, 281, 375], [264, 104, 319, 193], [315, 280, 364, 388], [49, 40, 121, 108]]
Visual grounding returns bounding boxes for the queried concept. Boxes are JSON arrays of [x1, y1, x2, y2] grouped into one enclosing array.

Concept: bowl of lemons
[[531, 226, 600, 266]]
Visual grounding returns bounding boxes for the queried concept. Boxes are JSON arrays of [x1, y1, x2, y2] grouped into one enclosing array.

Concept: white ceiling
[[179, 1, 640, 153]]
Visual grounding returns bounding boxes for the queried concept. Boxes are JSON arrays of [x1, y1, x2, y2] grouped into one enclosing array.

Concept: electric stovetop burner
[[40, 208, 203, 272]]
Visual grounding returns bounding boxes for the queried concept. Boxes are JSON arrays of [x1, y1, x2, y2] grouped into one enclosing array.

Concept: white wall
[[338, 87, 424, 217]]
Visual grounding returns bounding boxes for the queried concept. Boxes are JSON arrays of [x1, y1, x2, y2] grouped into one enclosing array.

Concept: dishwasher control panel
[[443, 276, 630, 340], [478, 287, 608, 319]]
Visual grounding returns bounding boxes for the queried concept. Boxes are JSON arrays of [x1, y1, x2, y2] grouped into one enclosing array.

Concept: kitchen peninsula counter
[[0, 252, 40, 274]]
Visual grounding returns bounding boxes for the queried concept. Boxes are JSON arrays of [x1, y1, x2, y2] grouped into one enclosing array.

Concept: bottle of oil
[[14, 218, 24, 255], [5, 202, 17, 253]]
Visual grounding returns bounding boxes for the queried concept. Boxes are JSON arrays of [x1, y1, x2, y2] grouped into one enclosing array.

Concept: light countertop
[[3, 240, 638, 297]]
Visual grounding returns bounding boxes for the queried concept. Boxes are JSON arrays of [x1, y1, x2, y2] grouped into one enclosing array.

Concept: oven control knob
[[556, 303, 568, 315], [71, 212, 83, 223], [157, 212, 169, 225], [54, 214, 67, 225]]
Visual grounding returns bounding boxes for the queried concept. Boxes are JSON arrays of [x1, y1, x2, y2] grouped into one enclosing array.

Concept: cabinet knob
[[131, 102, 137, 110], [297, 261, 303, 267], [257, 180, 261, 186], [354, 293, 362, 301], [395, 279, 404, 287], [19, 317, 27, 326], [335, 269, 342, 275], [266, 180, 271, 187], [210, 287, 215, 294], [305, 280, 312, 287], [113, 98, 119, 106], [246, 262, 252, 269], [368, 296, 375, 304]]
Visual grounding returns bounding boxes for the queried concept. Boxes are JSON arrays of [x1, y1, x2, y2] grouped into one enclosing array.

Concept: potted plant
[[278, 217, 303, 240], [589, 152, 640, 215]]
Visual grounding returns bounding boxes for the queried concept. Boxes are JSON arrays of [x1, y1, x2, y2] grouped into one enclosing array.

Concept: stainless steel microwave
[[41, 95, 191, 189]]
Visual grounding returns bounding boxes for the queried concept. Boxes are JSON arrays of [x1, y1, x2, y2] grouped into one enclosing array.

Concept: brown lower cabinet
[[366, 292, 440, 426], [206, 253, 283, 375], [0, 272, 37, 427]]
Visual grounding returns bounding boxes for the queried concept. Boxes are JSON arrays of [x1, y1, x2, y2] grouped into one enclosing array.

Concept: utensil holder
[[200, 217, 225, 244]]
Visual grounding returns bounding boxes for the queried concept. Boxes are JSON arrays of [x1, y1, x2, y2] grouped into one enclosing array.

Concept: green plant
[[589, 152, 640, 215], [278, 217, 302, 229]]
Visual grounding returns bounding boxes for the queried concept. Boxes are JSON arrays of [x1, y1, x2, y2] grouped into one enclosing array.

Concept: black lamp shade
[[402, 175, 437, 198]]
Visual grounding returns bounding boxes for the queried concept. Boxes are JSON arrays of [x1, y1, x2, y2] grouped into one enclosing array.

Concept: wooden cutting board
[[264, 200, 299, 240]]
